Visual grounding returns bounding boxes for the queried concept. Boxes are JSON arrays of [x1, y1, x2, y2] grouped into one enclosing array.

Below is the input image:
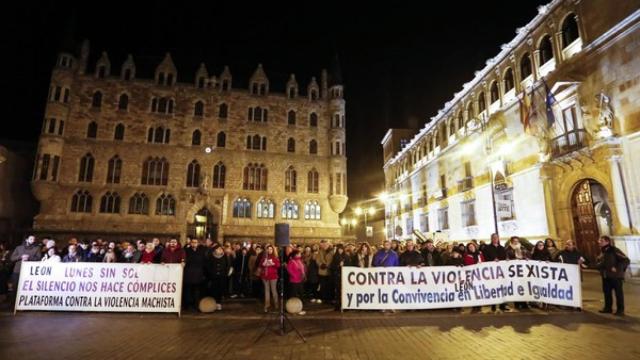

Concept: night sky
[[5, 0, 547, 205]]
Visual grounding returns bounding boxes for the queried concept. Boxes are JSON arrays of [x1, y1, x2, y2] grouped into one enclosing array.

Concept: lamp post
[[355, 206, 376, 238]]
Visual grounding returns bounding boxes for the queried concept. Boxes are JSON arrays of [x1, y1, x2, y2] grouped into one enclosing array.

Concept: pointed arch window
[[257, 198, 275, 219], [79, 153, 94, 182], [106, 155, 122, 184], [233, 198, 251, 218], [118, 94, 129, 110], [71, 190, 92, 213], [285, 166, 297, 192], [282, 199, 299, 219], [156, 194, 176, 216], [307, 168, 319, 193], [304, 200, 321, 220], [186, 160, 200, 188], [100, 191, 121, 214], [129, 193, 149, 215], [92, 91, 102, 108], [114, 123, 125, 140], [213, 162, 225, 188]]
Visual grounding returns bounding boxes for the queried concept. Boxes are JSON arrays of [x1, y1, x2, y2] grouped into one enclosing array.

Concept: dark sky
[[5, 0, 547, 204]]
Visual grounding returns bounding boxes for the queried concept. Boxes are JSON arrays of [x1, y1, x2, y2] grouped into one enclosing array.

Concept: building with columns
[[381, 0, 640, 274], [31, 41, 348, 244]]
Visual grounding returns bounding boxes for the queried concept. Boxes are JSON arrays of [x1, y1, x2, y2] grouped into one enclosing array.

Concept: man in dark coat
[[184, 238, 207, 311], [400, 240, 424, 266], [420, 240, 442, 267], [596, 236, 630, 316], [484, 233, 509, 311]]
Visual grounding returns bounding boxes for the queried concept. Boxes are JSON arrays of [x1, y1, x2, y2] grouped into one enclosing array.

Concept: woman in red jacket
[[463, 242, 484, 266], [260, 245, 281, 312], [463, 242, 484, 312]]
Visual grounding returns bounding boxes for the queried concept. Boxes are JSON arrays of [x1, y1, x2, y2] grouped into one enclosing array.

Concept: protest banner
[[15, 262, 183, 314], [342, 260, 581, 310]]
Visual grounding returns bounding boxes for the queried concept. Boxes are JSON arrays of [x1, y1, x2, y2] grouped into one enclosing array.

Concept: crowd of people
[[0, 233, 630, 316]]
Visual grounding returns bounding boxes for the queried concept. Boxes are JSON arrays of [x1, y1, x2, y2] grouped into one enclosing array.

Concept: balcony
[[551, 129, 588, 157], [457, 177, 474, 192]]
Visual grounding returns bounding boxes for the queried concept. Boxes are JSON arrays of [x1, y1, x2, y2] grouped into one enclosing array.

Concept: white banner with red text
[[341, 261, 581, 310], [15, 262, 183, 313]]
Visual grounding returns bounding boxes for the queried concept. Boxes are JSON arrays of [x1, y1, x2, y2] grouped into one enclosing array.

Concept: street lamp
[[354, 206, 376, 239]]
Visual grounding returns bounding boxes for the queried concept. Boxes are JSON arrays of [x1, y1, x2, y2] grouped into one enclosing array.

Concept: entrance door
[[188, 208, 217, 240], [571, 180, 600, 262]]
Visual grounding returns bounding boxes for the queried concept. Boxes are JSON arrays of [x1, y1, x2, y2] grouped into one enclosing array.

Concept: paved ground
[[1, 271, 639, 360]]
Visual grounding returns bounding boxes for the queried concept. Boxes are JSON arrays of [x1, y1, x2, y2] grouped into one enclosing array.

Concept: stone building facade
[[31, 42, 348, 244], [382, 0, 640, 273]]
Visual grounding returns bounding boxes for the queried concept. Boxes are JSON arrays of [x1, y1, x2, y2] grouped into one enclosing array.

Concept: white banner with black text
[[15, 262, 183, 313], [341, 261, 581, 310]]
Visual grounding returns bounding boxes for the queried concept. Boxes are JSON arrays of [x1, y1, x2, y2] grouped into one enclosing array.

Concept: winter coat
[[259, 254, 280, 281], [184, 246, 207, 284], [306, 256, 319, 283], [596, 245, 630, 279], [446, 256, 464, 267], [62, 253, 82, 263], [208, 253, 230, 278], [557, 249, 587, 265], [315, 248, 333, 276], [400, 250, 424, 266], [420, 249, 442, 266], [463, 252, 484, 266], [372, 249, 399, 267], [140, 250, 157, 264], [357, 253, 372, 268], [161, 244, 186, 264], [531, 249, 552, 262], [10, 243, 42, 274], [84, 251, 104, 263], [287, 258, 306, 284], [233, 252, 250, 279], [483, 244, 507, 261], [506, 245, 531, 260]]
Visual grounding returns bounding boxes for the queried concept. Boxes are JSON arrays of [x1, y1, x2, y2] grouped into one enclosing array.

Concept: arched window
[[449, 119, 456, 137], [309, 113, 318, 127], [87, 122, 98, 139], [194, 101, 204, 116], [92, 91, 102, 108], [478, 92, 486, 113], [78, 153, 94, 182], [287, 138, 296, 153], [257, 198, 275, 219], [281, 199, 299, 219], [457, 111, 464, 130], [71, 190, 92, 213], [304, 200, 321, 220], [100, 191, 121, 213], [129, 193, 149, 215], [539, 35, 554, 64], [156, 193, 176, 216], [218, 103, 228, 118], [285, 166, 297, 192], [153, 97, 174, 114], [308, 168, 319, 193], [252, 134, 261, 150], [520, 53, 532, 79], [309, 139, 318, 155], [233, 198, 251, 218], [288, 110, 296, 125], [217, 132, 226, 147], [243, 163, 267, 190], [504, 68, 515, 92], [186, 160, 200, 188], [310, 89, 318, 101], [106, 155, 122, 184], [192, 130, 201, 145], [213, 162, 225, 188], [141, 157, 169, 185], [466, 102, 474, 122], [490, 81, 499, 104], [254, 107, 263, 122], [114, 123, 125, 140], [158, 72, 165, 85], [118, 94, 129, 110], [562, 14, 580, 48], [148, 127, 170, 144]]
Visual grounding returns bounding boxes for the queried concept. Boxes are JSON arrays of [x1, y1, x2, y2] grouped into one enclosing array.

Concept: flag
[[519, 88, 532, 133], [543, 79, 557, 128]]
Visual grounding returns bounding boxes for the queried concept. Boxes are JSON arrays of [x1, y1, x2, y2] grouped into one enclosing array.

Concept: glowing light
[[354, 207, 363, 216], [378, 192, 389, 203], [340, 218, 348, 226], [368, 206, 376, 215], [351, 219, 358, 226]]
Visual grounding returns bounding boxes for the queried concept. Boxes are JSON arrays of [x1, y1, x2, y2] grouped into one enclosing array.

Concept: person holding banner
[[506, 236, 531, 310], [62, 244, 82, 263], [373, 240, 399, 267], [463, 242, 484, 313], [596, 236, 630, 316], [356, 243, 373, 268], [161, 238, 186, 264], [420, 240, 442, 267], [484, 234, 509, 312]]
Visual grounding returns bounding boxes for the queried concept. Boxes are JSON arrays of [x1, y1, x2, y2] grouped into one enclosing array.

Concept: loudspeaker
[[275, 223, 290, 246]]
